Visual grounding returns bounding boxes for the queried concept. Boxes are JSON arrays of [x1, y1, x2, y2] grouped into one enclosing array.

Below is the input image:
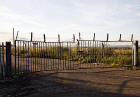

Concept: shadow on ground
[[0, 69, 140, 97]]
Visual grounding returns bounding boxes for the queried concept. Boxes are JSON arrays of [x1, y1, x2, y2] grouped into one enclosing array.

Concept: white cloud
[[0, 0, 140, 42]]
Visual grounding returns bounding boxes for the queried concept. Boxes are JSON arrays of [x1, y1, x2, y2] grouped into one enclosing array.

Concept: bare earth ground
[[1, 65, 140, 97]]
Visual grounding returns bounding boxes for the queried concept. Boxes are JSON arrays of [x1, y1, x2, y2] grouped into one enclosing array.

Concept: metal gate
[[14, 40, 133, 73], [77, 40, 133, 68], [14, 40, 79, 73]]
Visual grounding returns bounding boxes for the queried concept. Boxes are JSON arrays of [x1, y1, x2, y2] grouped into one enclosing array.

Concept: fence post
[[2, 43, 5, 77], [73, 34, 75, 43], [0, 45, 1, 73], [79, 32, 81, 40], [44, 34, 46, 42], [31, 32, 33, 41], [6, 42, 12, 77], [107, 33, 109, 41], [133, 40, 139, 66], [93, 33, 95, 41], [119, 34, 122, 41]]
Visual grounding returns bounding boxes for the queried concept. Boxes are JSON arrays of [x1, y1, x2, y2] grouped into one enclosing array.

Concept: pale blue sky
[[0, 0, 140, 42]]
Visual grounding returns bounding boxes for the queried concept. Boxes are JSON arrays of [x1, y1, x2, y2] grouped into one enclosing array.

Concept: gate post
[[0, 46, 1, 73], [133, 40, 139, 66], [6, 42, 12, 77]]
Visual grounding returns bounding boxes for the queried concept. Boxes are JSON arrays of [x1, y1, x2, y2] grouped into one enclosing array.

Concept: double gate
[[14, 40, 133, 73]]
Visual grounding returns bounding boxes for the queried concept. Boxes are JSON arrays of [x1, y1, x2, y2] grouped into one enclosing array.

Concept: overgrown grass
[[11, 46, 140, 67]]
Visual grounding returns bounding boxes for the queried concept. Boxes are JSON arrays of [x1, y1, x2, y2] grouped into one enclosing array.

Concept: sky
[[0, 0, 140, 42]]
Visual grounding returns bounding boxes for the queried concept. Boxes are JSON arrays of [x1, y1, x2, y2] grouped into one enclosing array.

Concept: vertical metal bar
[[81, 41, 85, 68], [32, 42, 34, 72], [50, 42, 52, 70], [45, 42, 48, 70], [13, 28, 15, 45], [41, 42, 43, 71], [92, 41, 94, 65], [64, 43, 67, 70], [95, 41, 97, 65], [36, 42, 39, 71], [93, 41, 95, 64], [39, 42, 41, 71], [27, 41, 29, 72], [104, 42, 107, 64], [52, 42, 54, 70], [101, 42, 103, 64], [32, 41, 34, 72], [102, 42, 104, 64], [17, 41, 19, 73], [77, 40, 79, 69], [59, 42, 61, 70], [89, 41, 91, 67], [38, 42, 41, 71], [43, 42, 46, 70], [83, 40, 85, 68], [83, 40, 84, 68], [67, 43, 69, 70], [61, 42, 63, 70], [69, 43, 72, 69], [57, 42, 59, 70], [23, 41, 25, 72], [80, 41, 82, 68], [33, 42, 36, 72], [45, 42, 47, 70], [82, 41, 84, 68], [67, 42, 69, 69], [29, 41, 31, 72], [48, 42, 50, 70], [133, 40, 138, 66], [20, 41, 22, 72], [61, 42, 62, 70], [88, 41, 90, 68], [2, 43, 6, 77], [30, 41, 32, 72], [25, 42, 27, 72], [15, 41, 17, 73], [85, 41, 87, 68], [62, 43, 64, 70], [44, 42, 46, 71], [52, 42, 55, 70], [34, 42, 37, 72]]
